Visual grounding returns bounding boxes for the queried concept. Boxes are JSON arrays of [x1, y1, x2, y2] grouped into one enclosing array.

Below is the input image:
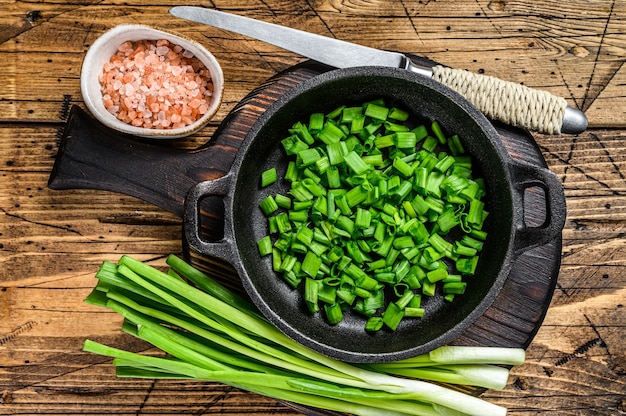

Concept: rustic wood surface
[[1, 1, 625, 415]]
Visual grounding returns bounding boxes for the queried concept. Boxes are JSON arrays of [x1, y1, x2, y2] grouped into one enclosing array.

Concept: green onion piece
[[382, 302, 404, 330], [422, 279, 436, 296], [272, 248, 282, 272], [394, 132, 417, 148], [411, 124, 428, 140], [391, 181, 413, 203], [454, 242, 478, 257], [363, 288, 384, 311], [259, 195, 279, 216], [344, 151, 370, 175], [290, 182, 314, 202], [341, 106, 363, 122], [326, 104, 345, 119], [298, 148, 323, 167], [364, 317, 384, 331], [344, 185, 368, 208], [318, 121, 346, 144], [279, 255, 297, 273], [291, 121, 315, 145], [274, 194, 292, 209], [431, 120, 447, 144], [257, 236, 272, 256], [396, 289, 414, 309], [429, 233, 453, 254], [364, 102, 389, 121], [296, 226, 314, 245], [361, 154, 384, 166], [308, 112, 324, 133], [388, 107, 409, 121], [302, 251, 323, 278], [289, 210, 309, 223], [443, 281, 467, 295], [393, 235, 414, 250], [434, 155, 455, 173], [302, 178, 327, 197], [324, 303, 343, 325], [273, 236, 290, 252], [393, 157, 414, 177], [448, 134, 465, 155], [282, 135, 308, 155], [404, 307, 425, 317], [326, 141, 347, 166], [275, 212, 291, 233], [470, 228, 488, 241], [318, 284, 337, 304], [355, 208, 372, 229], [375, 272, 395, 284], [284, 161, 298, 182], [350, 115, 365, 134], [468, 199, 485, 225], [385, 121, 409, 132], [374, 134, 395, 149], [426, 268, 448, 283], [422, 135, 438, 152], [456, 256, 479, 276], [304, 277, 320, 313], [260, 168, 277, 187]]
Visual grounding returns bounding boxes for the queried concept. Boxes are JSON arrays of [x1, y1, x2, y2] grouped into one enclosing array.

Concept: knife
[[169, 6, 587, 135]]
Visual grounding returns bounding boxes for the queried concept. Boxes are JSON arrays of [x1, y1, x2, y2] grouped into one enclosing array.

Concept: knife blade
[[169, 6, 587, 134]]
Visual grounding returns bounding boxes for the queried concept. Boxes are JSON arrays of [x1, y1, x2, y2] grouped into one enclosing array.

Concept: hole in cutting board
[[523, 186, 547, 227]]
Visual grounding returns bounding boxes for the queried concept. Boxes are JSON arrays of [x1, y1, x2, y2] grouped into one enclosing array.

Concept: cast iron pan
[[185, 67, 566, 363]]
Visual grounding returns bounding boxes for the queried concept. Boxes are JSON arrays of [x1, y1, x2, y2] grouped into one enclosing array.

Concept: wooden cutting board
[[49, 56, 562, 407]]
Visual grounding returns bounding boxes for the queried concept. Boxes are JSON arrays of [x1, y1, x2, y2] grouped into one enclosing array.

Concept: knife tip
[[168, 6, 187, 17]]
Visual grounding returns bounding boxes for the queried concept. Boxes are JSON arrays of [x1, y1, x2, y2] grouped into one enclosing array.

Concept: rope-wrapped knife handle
[[423, 65, 587, 135]]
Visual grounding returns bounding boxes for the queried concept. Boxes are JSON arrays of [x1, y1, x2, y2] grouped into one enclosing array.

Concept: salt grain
[[100, 38, 214, 130]]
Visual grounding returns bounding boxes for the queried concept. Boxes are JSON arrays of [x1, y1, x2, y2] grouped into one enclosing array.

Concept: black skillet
[[183, 66, 566, 363]]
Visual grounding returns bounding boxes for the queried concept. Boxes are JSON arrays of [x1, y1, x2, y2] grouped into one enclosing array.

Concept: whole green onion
[[83, 256, 525, 416]]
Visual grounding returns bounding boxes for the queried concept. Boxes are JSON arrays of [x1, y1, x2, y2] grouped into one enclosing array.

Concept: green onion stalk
[[84, 255, 525, 416]]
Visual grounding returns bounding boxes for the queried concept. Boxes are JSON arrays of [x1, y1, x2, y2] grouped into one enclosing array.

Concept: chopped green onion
[[364, 102, 389, 121], [259, 195, 279, 216], [274, 193, 292, 209], [261, 168, 277, 187], [431, 120, 447, 144], [388, 107, 409, 121], [309, 112, 324, 133], [344, 151, 370, 175], [324, 303, 343, 325], [318, 121, 346, 144], [382, 302, 404, 330], [257, 236, 273, 256], [256, 98, 490, 331]]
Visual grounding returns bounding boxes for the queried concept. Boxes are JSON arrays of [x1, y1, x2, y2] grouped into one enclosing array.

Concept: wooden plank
[[1, 1, 625, 415], [0, 1, 624, 126]]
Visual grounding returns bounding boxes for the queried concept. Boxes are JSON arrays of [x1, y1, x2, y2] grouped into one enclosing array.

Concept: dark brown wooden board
[[48, 57, 561, 410]]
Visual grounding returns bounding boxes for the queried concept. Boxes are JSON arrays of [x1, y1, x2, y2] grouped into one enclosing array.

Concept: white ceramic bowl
[[80, 24, 224, 139]]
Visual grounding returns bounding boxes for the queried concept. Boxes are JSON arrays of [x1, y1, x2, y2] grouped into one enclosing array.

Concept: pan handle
[[184, 174, 237, 264], [509, 161, 567, 253]]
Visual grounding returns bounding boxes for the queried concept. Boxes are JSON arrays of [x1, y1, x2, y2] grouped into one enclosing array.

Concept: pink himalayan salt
[[99, 39, 214, 130]]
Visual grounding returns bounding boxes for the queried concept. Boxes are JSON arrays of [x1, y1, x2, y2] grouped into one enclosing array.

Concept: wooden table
[[1, 1, 624, 415]]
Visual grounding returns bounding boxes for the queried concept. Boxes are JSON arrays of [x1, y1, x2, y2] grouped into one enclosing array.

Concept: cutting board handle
[[48, 105, 235, 217]]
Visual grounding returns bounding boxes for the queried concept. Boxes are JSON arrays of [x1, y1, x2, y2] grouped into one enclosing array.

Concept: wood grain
[[1, 1, 625, 415]]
